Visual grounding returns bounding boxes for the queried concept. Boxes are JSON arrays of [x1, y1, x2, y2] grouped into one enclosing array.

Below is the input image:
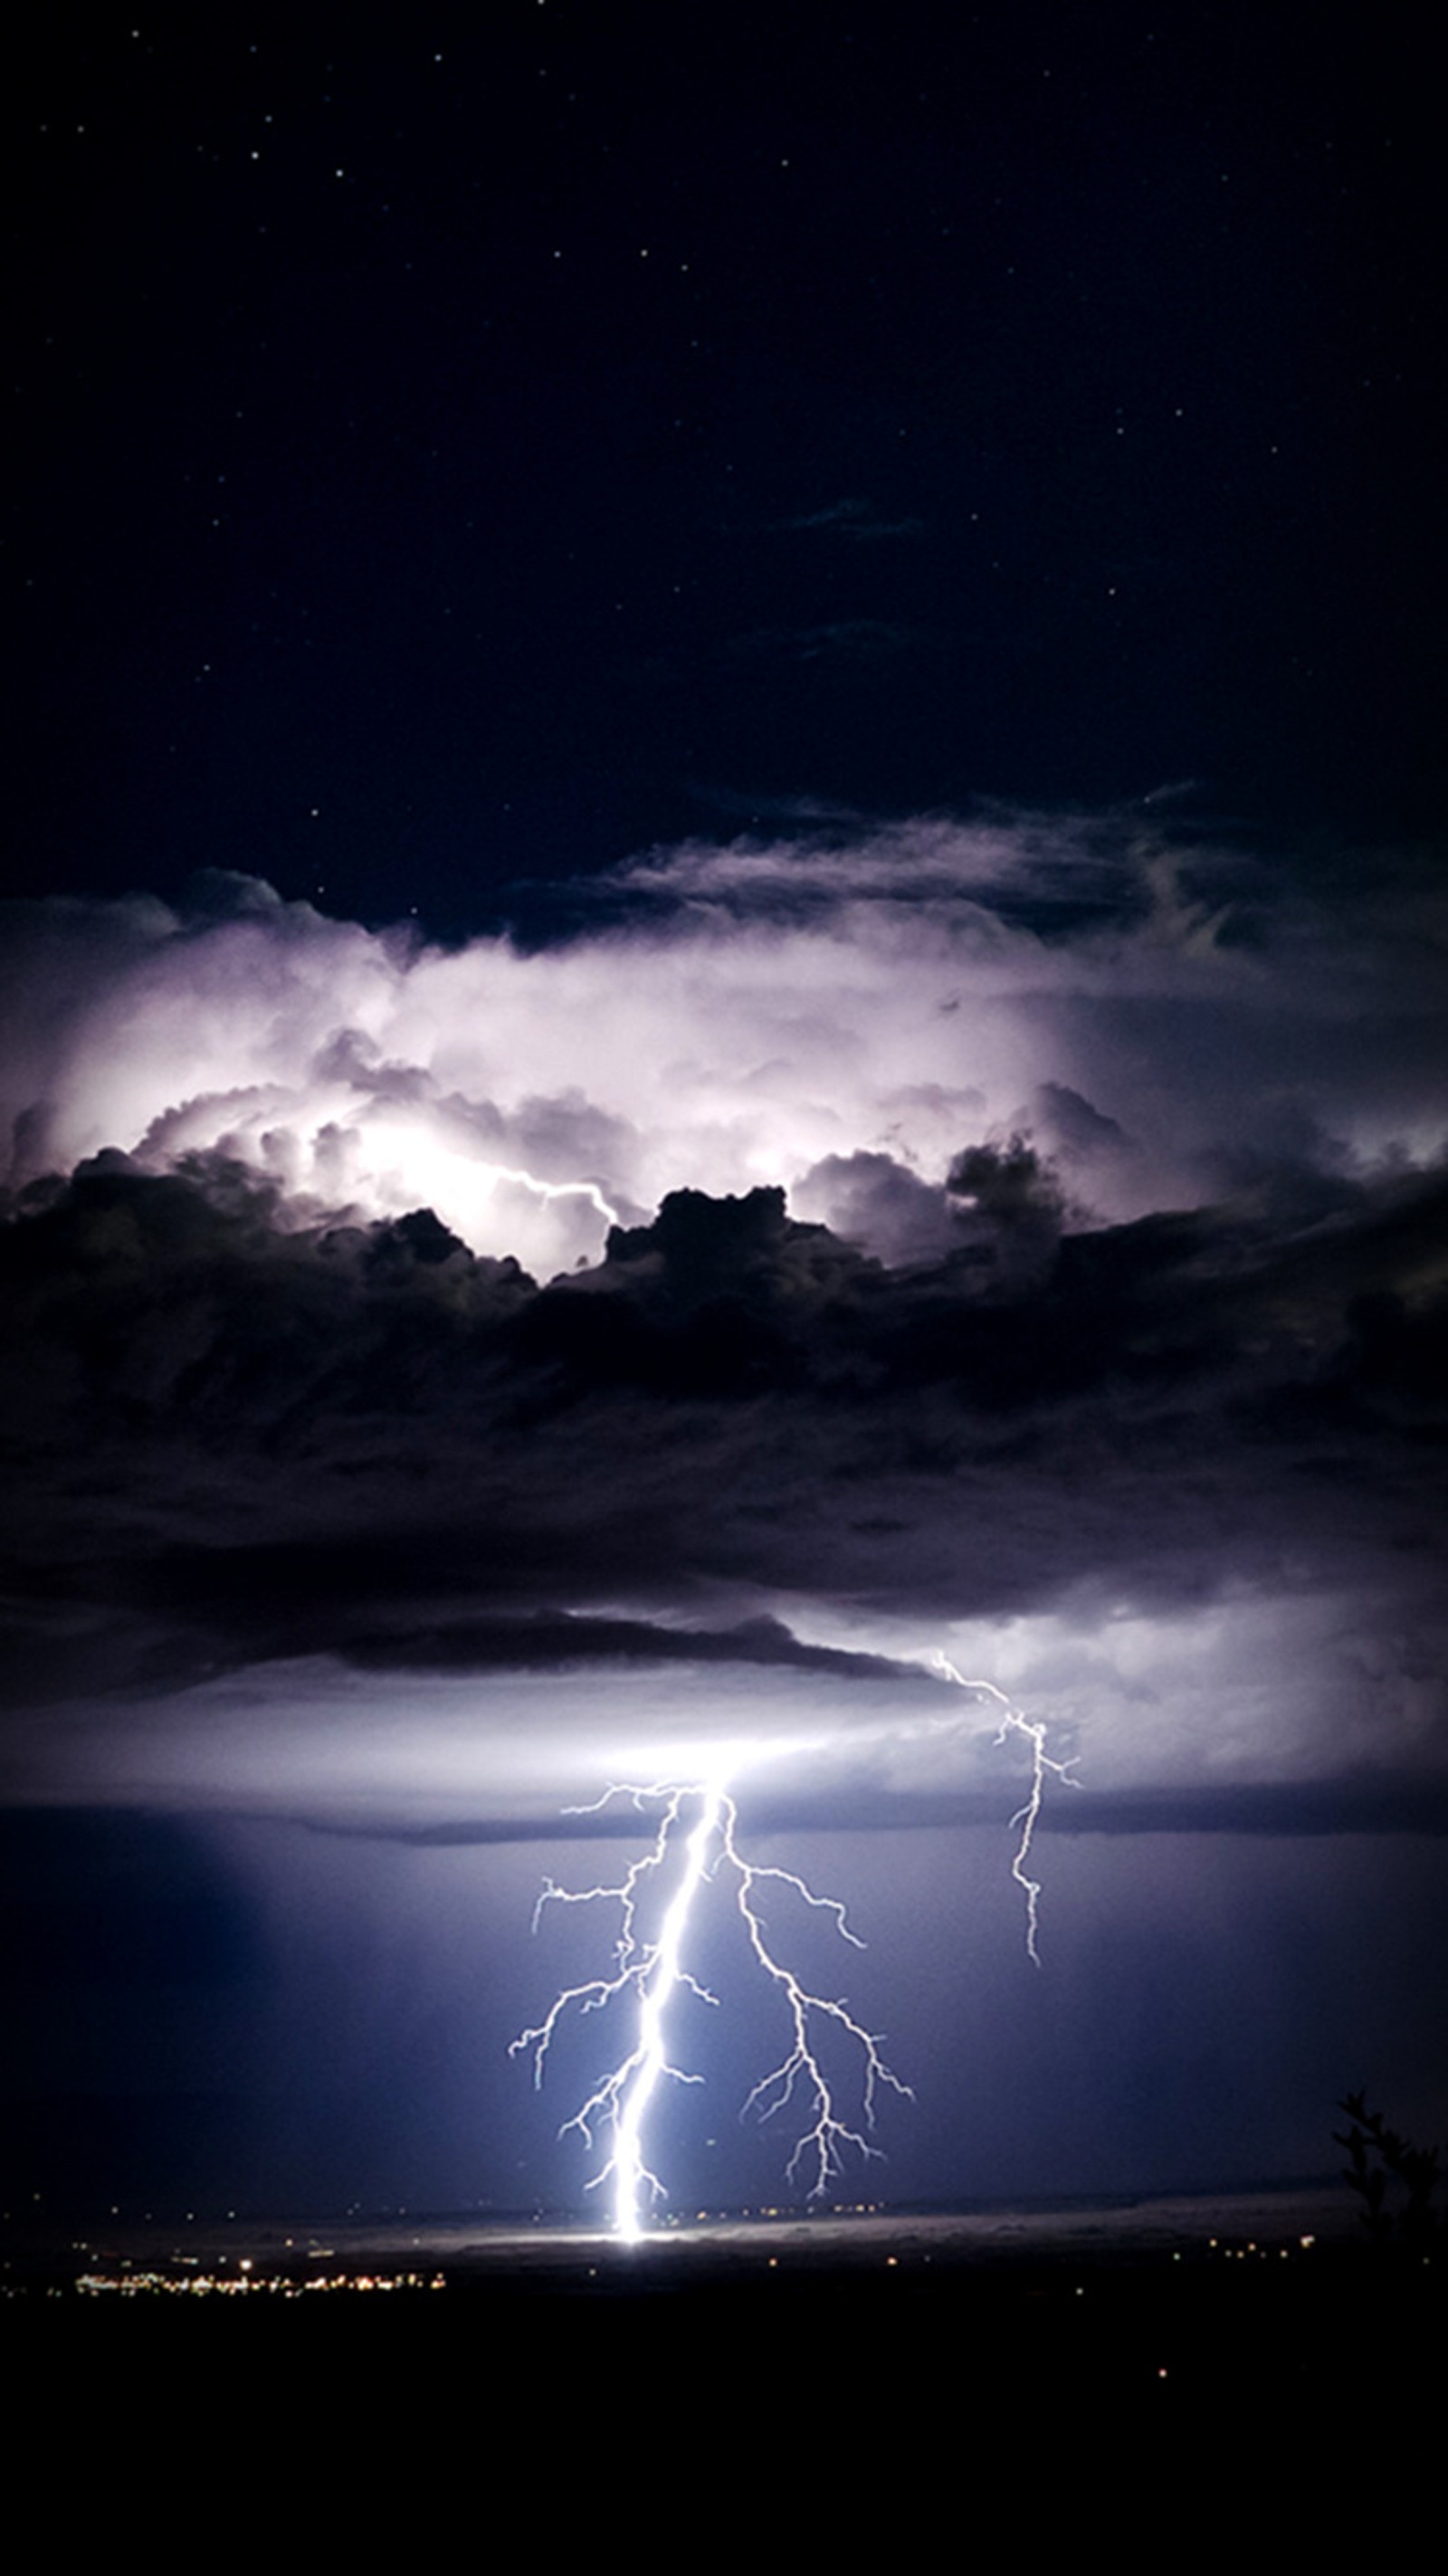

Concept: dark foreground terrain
[[7, 2194, 1439, 2535]]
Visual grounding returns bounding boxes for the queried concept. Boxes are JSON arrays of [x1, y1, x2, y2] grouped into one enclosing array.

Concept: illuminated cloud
[[0, 823, 1443, 1837], [4, 819, 1444, 1291], [0, 807, 1443, 1832]]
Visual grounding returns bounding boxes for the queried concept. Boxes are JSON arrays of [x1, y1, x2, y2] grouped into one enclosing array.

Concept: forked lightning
[[929, 1654, 1079, 1963], [512, 1662, 1073, 2232], [510, 1775, 911, 2240]]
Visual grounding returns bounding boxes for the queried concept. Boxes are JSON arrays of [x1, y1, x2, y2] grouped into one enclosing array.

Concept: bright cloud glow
[[6, 821, 1443, 1274]]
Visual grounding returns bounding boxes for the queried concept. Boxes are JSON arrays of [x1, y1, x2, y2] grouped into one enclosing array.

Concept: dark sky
[[2, 5, 1444, 2227], [10, 2, 1443, 928]]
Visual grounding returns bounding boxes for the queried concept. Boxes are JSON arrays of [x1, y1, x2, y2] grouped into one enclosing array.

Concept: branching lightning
[[512, 1665, 1075, 2235], [510, 1774, 912, 2240], [929, 1652, 1079, 1963]]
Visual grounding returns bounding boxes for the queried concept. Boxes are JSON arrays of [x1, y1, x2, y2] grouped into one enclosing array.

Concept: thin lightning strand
[[464, 1160, 620, 1225], [510, 1777, 912, 2239], [929, 1652, 1079, 1963]]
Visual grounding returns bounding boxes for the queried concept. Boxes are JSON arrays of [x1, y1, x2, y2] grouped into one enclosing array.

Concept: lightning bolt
[[929, 1652, 1079, 1964], [510, 1774, 912, 2240], [512, 1665, 1075, 2235], [458, 1161, 620, 1226]]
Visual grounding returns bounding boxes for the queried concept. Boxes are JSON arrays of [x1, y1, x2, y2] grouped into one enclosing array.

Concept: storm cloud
[[1, 811, 1443, 1842]]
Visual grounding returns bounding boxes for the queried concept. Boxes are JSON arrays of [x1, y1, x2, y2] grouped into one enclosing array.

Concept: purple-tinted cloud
[[1, 809, 1443, 1826]]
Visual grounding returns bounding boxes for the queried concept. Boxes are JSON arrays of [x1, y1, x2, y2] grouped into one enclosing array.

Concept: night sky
[[3, 5, 1444, 2228]]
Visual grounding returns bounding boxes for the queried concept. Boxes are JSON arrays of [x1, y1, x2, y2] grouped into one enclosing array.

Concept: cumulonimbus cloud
[[3, 815, 1443, 1279], [1, 809, 1444, 1827]]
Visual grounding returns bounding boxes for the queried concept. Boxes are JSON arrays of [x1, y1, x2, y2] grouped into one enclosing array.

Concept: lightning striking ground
[[512, 1671, 1073, 2235], [510, 1775, 912, 2240]]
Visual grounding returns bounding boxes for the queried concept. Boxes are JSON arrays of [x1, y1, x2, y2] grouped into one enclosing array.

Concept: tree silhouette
[[1335, 2093, 1442, 2252]]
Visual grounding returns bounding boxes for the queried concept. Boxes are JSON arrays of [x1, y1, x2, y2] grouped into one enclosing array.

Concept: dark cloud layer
[[2, 822, 1443, 1860], [3, 1131, 1444, 1802]]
